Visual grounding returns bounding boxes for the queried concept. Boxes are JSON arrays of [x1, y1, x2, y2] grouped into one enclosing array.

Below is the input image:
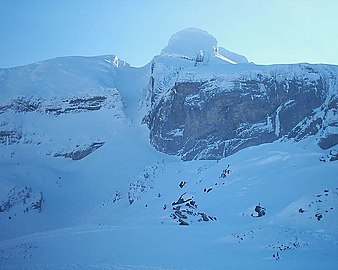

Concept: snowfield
[[0, 129, 337, 269]]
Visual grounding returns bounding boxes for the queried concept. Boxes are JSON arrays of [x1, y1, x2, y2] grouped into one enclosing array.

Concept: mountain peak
[[161, 27, 248, 64], [161, 28, 218, 58]]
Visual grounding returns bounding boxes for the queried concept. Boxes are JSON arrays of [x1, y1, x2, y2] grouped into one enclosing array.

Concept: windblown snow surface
[[1, 120, 337, 270]]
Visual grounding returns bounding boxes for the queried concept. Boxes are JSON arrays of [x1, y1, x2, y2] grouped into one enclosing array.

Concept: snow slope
[[0, 55, 128, 101], [0, 134, 337, 270]]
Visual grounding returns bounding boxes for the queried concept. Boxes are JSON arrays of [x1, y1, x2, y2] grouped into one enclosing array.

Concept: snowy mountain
[[0, 28, 337, 270]]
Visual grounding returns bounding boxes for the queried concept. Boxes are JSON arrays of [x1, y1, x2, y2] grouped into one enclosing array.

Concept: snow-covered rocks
[[0, 55, 128, 157], [161, 28, 218, 62], [0, 186, 44, 216], [160, 27, 248, 65], [145, 61, 338, 160], [143, 31, 337, 161]]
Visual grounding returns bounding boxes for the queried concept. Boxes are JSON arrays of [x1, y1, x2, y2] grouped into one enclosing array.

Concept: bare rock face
[[53, 142, 105, 160], [0, 95, 120, 116], [144, 63, 338, 160], [318, 134, 338, 150]]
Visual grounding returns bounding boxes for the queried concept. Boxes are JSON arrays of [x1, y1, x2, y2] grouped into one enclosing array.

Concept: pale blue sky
[[1, 0, 338, 68]]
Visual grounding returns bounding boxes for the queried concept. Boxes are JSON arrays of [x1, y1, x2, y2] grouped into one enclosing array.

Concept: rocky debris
[[172, 193, 192, 206], [266, 237, 309, 261], [53, 142, 105, 160], [179, 181, 186, 188], [100, 190, 122, 208], [186, 200, 197, 209], [112, 191, 122, 203], [320, 150, 338, 162], [169, 193, 216, 225], [297, 188, 337, 221], [178, 219, 189, 225], [198, 212, 210, 222], [196, 165, 209, 174], [30, 193, 44, 213], [203, 187, 213, 193], [0, 187, 44, 216], [251, 204, 266, 218], [0, 130, 22, 145], [272, 252, 280, 260], [128, 164, 162, 205], [0, 242, 37, 261], [220, 165, 231, 178], [231, 230, 256, 243], [315, 213, 323, 221], [175, 210, 187, 219]]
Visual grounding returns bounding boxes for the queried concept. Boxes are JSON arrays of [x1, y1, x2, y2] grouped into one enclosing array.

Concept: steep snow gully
[[0, 28, 337, 270]]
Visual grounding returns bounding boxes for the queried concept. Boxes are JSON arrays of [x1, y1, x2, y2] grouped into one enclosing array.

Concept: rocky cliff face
[[139, 28, 338, 160], [144, 61, 338, 160]]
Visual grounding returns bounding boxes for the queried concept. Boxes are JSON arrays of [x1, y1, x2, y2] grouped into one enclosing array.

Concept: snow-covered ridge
[[0, 55, 131, 161], [0, 55, 128, 101]]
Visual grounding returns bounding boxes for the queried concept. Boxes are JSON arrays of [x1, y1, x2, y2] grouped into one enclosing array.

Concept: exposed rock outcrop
[[53, 142, 105, 160], [0, 93, 122, 116], [169, 193, 216, 225], [145, 63, 338, 160], [0, 186, 44, 215], [0, 55, 127, 160]]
